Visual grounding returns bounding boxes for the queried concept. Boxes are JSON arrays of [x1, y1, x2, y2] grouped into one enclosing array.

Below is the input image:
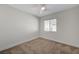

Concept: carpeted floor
[[0, 37, 79, 54]]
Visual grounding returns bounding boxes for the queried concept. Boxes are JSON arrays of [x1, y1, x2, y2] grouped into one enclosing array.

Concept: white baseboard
[[40, 35, 79, 48], [0, 36, 39, 51]]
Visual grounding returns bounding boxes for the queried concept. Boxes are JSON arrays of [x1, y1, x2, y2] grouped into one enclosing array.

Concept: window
[[44, 19, 56, 32]]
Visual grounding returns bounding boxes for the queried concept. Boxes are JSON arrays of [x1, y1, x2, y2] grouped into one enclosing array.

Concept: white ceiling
[[9, 4, 78, 17]]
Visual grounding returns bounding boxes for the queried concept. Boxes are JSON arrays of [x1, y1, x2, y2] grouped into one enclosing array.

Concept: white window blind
[[44, 19, 56, 32]]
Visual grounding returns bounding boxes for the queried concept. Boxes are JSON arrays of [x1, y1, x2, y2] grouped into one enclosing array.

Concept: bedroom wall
[[40, 6, 79, 47], [0, 5, 39, 51]]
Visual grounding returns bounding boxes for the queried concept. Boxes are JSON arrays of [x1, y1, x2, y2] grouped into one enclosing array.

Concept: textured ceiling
[[9, 4, 78, 17]]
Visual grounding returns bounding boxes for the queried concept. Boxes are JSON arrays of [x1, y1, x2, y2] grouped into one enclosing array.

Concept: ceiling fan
[[31, 4, 47, 14], [40, 4, 47, 14]]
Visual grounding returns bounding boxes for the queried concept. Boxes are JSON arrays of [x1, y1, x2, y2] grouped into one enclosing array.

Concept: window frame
[[44, 19, 57, 32]]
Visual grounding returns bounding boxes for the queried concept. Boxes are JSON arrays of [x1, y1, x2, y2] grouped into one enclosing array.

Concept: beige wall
[[40, 6, 79, 47], [0, 5, 39, 51]]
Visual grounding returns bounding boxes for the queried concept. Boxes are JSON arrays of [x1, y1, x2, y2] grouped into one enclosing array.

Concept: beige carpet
[[0, 37, 79, 54]]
